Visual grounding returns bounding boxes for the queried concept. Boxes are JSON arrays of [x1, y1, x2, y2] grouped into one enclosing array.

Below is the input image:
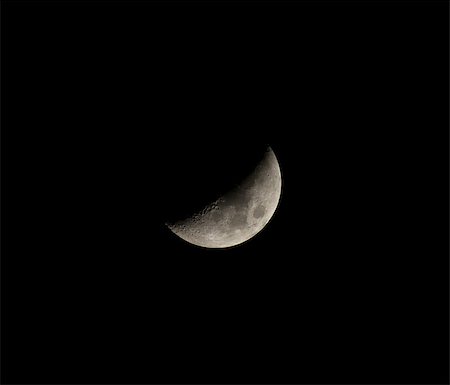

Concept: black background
[[2, 1, 449, 384]]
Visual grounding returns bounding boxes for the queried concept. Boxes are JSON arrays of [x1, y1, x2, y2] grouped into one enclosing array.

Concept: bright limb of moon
[[166, 146, 282, 248]]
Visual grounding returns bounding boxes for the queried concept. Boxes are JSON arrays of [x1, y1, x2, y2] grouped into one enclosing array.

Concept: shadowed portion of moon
[[166, 146, 282, 248]]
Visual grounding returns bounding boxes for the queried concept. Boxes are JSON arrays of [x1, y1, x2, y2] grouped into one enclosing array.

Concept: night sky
[[2, 1, 448, 384]]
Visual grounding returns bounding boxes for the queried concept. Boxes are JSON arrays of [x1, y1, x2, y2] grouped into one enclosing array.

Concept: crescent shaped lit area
[[165, 146, 282, 248]]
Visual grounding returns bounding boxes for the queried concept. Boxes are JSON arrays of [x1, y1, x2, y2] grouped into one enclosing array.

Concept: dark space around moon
[[2, 1, 448, 384]]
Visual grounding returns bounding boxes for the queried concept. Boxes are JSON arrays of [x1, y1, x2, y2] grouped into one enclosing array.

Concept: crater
[[211, 210, 223, 223], [253, 204, 266, 219]]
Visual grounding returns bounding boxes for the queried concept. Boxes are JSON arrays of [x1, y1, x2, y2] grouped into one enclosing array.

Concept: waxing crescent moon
[[166, 146, 282, 248]]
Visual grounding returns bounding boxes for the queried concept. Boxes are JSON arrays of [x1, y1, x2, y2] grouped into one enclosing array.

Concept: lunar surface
[[166, 146, 282, 248]]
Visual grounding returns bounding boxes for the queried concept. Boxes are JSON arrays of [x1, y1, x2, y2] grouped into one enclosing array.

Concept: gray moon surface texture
[[166, 146, 282, 248]]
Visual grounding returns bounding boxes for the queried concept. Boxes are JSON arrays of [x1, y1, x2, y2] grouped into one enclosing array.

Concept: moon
[[166, 146, 282, 248]]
